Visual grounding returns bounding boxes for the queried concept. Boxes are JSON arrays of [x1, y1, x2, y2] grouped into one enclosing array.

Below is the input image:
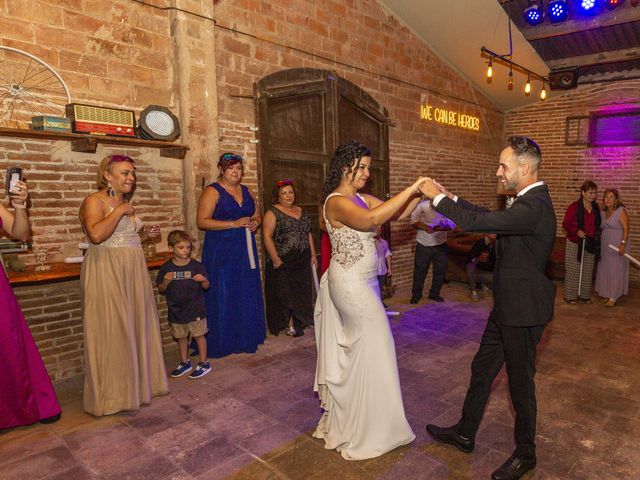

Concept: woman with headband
[[79, 154, 168, 416]]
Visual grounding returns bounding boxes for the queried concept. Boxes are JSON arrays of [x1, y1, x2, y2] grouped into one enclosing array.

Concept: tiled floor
[[2, 281, 639, 479]]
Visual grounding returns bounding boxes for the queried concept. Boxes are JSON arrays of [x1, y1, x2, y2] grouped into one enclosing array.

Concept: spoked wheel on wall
[[0, 46, 71, 128]]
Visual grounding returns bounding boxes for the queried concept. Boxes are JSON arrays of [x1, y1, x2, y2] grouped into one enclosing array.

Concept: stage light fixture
[[137, 105, 181, 142], [578, 0, 598, 14], [604, 0, 625, 10], [547, 0, 569, 23], [523, 1, 544, 26]]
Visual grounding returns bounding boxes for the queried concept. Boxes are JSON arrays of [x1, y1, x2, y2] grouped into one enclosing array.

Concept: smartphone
[[6, 167, 23, 195]]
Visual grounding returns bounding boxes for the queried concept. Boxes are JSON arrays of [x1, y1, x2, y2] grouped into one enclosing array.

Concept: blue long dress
[[202, 183, 266, 358]]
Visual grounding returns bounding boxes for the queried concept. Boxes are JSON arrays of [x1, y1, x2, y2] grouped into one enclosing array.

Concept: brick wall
[[504, 79, 640, 284], [212, 0, 505, 291], [1, 0, 219, 381]]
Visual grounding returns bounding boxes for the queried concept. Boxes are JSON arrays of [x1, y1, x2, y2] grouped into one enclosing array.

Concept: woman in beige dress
[[79, 154, 168, 416]]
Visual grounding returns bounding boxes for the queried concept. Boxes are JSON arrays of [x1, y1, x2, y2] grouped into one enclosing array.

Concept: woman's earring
[[107, 181, 115, 197]]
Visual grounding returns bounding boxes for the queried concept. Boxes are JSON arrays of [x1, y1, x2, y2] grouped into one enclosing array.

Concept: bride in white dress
[[314, 141, 426, 460]]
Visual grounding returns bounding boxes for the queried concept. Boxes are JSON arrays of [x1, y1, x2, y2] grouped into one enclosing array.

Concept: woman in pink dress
[[0, 177, 61, 429]]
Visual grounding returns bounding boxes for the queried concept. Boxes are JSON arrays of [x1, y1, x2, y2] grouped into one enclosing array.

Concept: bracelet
[[12, 203, 27, 209]]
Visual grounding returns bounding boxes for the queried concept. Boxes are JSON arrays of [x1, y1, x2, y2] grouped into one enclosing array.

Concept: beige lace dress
[[80, 204, 168, 416]]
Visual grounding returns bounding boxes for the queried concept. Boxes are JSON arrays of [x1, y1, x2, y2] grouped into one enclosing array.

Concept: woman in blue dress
[[196, 153, 266, 358]]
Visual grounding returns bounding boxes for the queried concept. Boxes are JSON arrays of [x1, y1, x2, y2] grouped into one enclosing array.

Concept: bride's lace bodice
[[324, 193, 376, 271]]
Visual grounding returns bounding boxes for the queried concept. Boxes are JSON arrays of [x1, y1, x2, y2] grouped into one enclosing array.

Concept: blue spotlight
[[578, 0, 598, 15], [547, 0, 569, 23], [524, 2, 544, 26]]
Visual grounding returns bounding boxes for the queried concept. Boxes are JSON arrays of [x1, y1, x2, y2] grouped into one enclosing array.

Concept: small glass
[[34, 249, 51, 272]]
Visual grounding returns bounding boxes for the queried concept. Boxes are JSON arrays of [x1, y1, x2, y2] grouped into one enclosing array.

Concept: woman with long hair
[[313, 141, 425, 460], [595, 189, 630, 307], [80, 155, 168, 416]]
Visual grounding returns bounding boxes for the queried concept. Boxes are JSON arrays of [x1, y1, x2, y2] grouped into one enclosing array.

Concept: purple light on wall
[[588, 107, 640, 147]]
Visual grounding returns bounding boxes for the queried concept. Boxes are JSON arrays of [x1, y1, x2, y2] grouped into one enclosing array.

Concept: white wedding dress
[[313, 193, 415, 460]]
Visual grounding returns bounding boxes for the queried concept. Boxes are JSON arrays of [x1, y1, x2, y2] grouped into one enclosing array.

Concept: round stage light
[[523, 1, 544, 26], [547, 0, 569, 23], [578, 0, 598, 14], [137, 105, 181, 142]]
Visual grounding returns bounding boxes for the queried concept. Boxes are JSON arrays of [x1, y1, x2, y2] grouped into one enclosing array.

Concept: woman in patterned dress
[[263, 179, 317, 337]]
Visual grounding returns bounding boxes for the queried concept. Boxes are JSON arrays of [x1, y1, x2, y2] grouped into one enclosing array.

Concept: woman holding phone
[[79, 155, 168, 416], [1, 174, 62, 429]]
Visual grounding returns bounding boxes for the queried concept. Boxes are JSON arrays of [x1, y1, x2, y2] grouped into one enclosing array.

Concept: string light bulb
[[486, 57, 493, 82], [540, 82, 547, 100], [525, 74, 531, 96], [508, 66, 514, 90]]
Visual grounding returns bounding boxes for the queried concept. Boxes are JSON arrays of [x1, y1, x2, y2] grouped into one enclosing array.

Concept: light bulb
[[487, 58, 493, 81], [540, 84, 547, 100], [508, 68, 514, 90], [525, 77, 531, 96]]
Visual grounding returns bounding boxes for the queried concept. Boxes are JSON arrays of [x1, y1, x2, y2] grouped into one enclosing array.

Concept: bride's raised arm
[[327, 177, 427, 231]]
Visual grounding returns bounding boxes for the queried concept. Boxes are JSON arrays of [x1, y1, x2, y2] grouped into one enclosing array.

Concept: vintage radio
[[65, 103, 136, 137]]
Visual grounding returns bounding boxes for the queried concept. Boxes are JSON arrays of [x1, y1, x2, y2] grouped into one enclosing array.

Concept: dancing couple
[[314, 137, 556, 480]]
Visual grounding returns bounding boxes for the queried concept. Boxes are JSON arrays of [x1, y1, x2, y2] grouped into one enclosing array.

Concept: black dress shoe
[[426, 424, 474, 453], [428, 294, 444, 302], [410, 296, 421, 304], [491, 453, 536, 480], [39, 412, 62, 424]]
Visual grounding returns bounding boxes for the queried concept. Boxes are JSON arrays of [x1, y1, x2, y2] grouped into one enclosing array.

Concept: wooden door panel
[[265, 93, 326, 153], [338, 96, 383, 159]]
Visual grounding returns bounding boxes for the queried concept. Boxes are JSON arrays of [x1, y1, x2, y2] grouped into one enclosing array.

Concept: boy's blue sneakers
[[170, 361, 192, 378], [188, 362, 212, 379]]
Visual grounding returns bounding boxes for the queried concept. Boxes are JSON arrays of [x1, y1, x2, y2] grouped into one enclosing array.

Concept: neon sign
[[420, 104, 480, 132]]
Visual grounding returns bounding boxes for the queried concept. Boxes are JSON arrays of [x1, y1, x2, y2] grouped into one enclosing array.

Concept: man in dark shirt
[[465, 234, 496, 302]]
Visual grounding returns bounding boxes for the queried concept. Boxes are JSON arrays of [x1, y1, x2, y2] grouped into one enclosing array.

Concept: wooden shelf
[[0, 126, 189, 159], [8, 252, 171, 286]]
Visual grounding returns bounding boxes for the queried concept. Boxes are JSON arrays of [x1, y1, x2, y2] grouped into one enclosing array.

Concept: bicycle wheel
[[0, 46, 71, 128]]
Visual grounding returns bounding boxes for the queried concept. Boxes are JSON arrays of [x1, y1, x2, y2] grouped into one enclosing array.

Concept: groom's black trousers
[[458, 311, 546, 458]]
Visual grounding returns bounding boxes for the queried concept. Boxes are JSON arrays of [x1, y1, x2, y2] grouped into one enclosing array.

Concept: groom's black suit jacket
[[436, 184, 556, 327]]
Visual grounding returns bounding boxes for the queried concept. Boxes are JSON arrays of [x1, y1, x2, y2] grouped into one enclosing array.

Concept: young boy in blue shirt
[[157, 230, 211, 379]]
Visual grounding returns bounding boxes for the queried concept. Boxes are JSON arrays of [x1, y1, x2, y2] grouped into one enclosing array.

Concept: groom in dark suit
[[420, 137, 556, 480]]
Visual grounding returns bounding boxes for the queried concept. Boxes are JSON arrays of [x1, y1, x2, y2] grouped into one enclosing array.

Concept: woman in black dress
[[263, 180, 317, 336]]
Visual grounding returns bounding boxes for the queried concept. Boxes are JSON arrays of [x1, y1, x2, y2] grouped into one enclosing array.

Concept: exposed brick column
[[168, 0, 220, 246]]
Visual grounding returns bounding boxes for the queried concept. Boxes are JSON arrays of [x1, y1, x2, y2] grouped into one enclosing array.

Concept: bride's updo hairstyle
[[321, 141, 371, 202]]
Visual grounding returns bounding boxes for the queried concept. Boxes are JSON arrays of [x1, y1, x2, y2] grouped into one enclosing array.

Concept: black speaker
[[549, 69, 579, 90]]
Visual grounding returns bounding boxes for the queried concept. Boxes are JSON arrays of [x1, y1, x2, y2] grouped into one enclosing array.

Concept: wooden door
[[255, 68, 390, 252]]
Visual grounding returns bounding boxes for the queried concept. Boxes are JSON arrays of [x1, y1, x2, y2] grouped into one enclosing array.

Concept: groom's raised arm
[[434, 195, 540, 236]]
